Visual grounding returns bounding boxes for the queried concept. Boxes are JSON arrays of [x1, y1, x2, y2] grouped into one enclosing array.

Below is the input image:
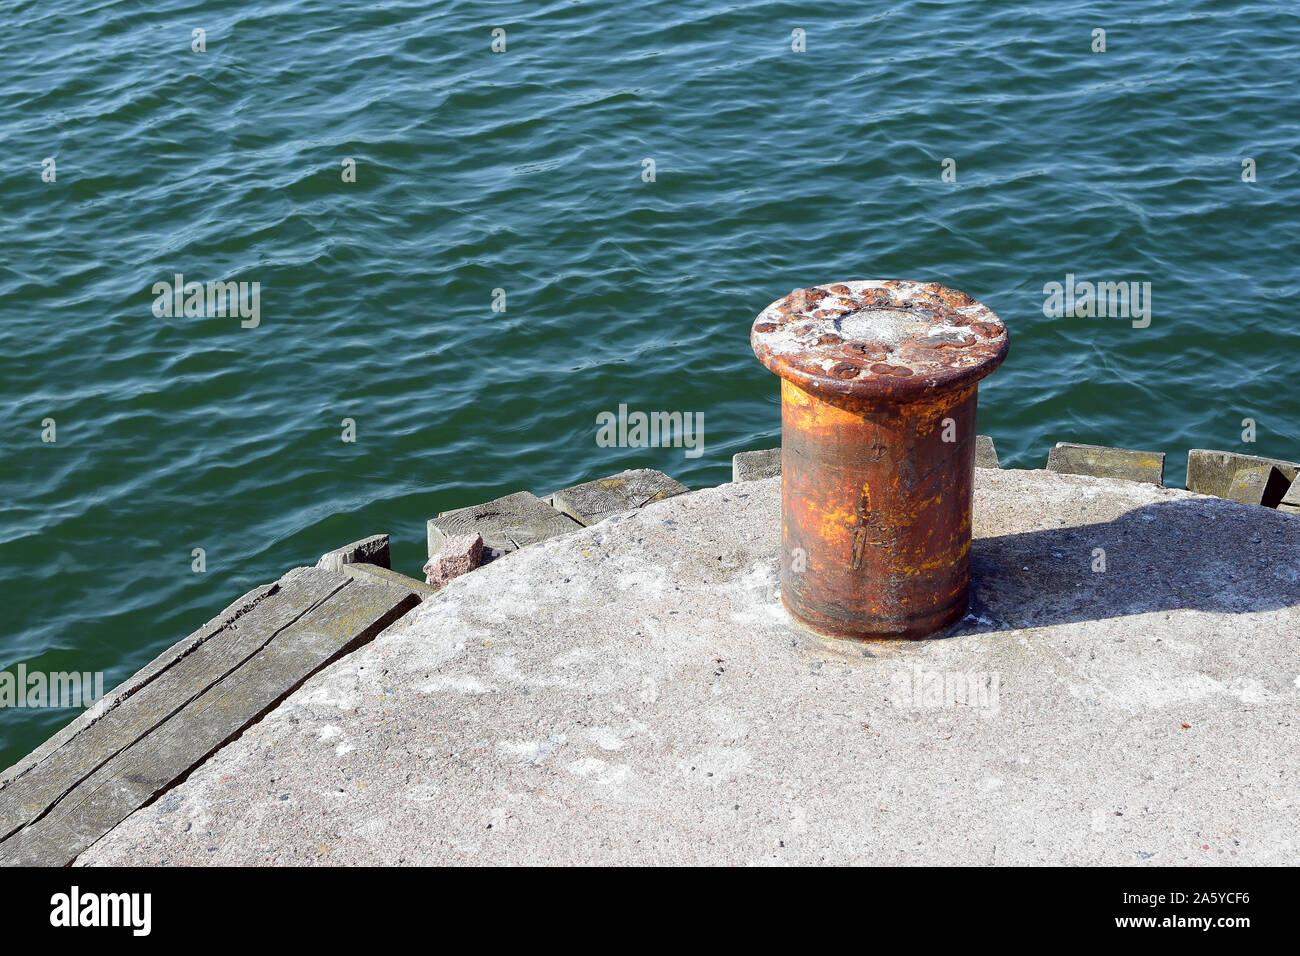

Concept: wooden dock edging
[[0, 544, 422, 867]]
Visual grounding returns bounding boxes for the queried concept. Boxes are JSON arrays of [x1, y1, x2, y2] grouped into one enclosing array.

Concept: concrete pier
[[64, 469, 1298, 866]]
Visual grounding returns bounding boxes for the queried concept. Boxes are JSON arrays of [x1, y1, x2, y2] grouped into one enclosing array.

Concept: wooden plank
[[0, 567, 346, 841], [1187, 449, 1300, 499], [1225, 465, 1292, 508], [551, 469, 689, 526], [0, 580, 273, 793], [316, 533, 390, 573], [1046, 442, 1165, 486], [0, 572, 417, 866], [341, 562, 438, 601], [974, 435, 1000, 469], [731, 448, 780, 482], [1280, 476, 1300, 515], [427, 491, 581, 561]]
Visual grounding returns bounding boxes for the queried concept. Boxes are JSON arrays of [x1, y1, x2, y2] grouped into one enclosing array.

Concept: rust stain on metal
[[752, 279, 1009, 641]]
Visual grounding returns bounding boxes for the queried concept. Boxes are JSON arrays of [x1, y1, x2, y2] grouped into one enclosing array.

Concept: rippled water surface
[[2, 0, 1298, 767]]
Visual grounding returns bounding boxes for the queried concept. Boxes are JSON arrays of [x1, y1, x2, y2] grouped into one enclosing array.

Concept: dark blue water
[[2, 0, 1298, 767]]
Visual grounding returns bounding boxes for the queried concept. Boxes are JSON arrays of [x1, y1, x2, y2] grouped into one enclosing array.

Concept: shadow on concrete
[[961, 498, 1300, 634]]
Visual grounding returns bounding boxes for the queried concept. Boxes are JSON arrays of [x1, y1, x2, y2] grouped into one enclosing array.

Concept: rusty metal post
[[751, 280, 1008, 640]]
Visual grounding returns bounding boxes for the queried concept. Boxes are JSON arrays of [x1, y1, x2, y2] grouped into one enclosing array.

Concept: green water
[[2, 0, 1298, 768]]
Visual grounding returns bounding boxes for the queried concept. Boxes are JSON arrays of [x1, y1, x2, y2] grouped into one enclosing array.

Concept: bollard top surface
[[751, 280, 1008, 401]]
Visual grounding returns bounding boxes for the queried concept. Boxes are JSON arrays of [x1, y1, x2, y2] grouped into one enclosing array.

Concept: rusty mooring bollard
[[751, 280, 1009, 640]]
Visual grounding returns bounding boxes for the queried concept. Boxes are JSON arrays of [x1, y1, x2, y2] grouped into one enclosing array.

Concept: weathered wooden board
[[974, 435, 1000, 469], [732, 448, 781, 482], [1046, 442, 1165, 486], [316, 533, 390, 573], [1280, 476, 1300, 515], [1187, 449, 1300, 499], [0, 567, 417, 866], [1225, 465, 1292, 508], [551, 469, 689, 526], [427, 491, 581, 561], [0, 568, 345, 841], [0, 579, 272, 795], [342, 562, 437, 601]]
